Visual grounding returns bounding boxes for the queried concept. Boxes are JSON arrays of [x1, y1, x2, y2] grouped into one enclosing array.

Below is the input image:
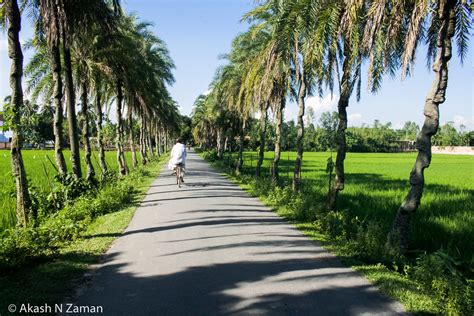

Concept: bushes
[[0, 227, 57, 271], [202, 149, 219, 162], [412, 250, 473, 315], [0, 167, 144, 274]]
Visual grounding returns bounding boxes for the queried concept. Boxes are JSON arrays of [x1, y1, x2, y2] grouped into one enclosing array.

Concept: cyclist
[[168, 138, 187, 182]]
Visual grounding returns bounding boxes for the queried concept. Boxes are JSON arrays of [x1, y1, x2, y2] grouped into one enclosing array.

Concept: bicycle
[[175, 163, 184, 188]]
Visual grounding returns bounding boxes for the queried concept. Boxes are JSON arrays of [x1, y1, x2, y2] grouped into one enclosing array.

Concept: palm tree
[[79, 80, 95, 182], [105, 15, 175, 172], [126, 104, 138, 168], [2, 0, 33, 226], [37, 0, 68, 177], [191, 94, 213, 149], [277, 0, 366, 204], [36, 0, 117, 179], [73, 35, 98, 183], [93, 75, 108, 175], [219, 63, 248, 174], [242, 3, 292, 184], [235, 26, 272, 177], [364, 0, 472, 253], [220, 27, 286, 175]]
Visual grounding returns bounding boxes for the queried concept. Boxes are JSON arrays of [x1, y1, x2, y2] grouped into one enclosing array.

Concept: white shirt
[[169, 143, 187, 167]]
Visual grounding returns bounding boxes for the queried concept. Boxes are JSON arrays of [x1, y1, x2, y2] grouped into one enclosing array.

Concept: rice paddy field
[[0, 150, 137, 231], [235, 151, 474, 265]]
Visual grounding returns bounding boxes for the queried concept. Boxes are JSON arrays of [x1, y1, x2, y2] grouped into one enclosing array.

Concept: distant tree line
[[216, 111, 472, 153]]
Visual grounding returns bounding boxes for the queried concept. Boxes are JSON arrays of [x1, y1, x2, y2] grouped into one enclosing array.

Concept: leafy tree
[[400, 121, 420, 141]]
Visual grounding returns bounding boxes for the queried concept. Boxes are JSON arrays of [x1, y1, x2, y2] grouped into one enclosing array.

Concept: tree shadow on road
[[73, 250, 407, 315]]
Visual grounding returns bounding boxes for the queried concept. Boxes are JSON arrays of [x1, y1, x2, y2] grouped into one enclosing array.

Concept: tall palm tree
[[219, 63, 248, 174], [287, 0, 366, 206], [105, 15, 175, 173], [242, 2, 292, 184], [73, 34, 99, 183], [37, 0, 68, 177], [236, 26, 272, 177], [2, 0, 33, 226], [36, 0, 117, 179], [93, 74, 108, 175], [365, 0, 472, 253]]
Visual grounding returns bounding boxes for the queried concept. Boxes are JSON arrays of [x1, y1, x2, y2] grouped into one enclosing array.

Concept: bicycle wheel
[[176, 165, 182, 188]]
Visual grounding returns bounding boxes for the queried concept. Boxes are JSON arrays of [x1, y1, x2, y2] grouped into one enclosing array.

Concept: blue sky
[[0, 0, 472, 130]]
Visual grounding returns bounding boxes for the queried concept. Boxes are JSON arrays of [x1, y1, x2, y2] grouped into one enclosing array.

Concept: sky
[[0, 0, 473, 131]]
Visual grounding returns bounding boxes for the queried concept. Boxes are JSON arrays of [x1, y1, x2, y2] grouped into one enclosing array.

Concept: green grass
[[0, 150, 138, 230], [0, 157, 164, 315], [234, 151, 474, 265]]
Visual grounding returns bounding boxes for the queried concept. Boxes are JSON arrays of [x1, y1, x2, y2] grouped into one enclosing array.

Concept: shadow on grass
[[0, 251, 119, 315]]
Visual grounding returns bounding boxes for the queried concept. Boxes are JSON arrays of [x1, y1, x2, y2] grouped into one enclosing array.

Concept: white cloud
[[307, 94, 338, 116], [348, 113, 364, 127], [452, 114, 473, 130], [284, 94, 338, 122], [393, 122, 404, 130]]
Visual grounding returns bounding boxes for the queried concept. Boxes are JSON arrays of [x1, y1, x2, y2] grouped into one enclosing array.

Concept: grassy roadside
[[202, 154, 442, 314], [0, 156, 166, 314]]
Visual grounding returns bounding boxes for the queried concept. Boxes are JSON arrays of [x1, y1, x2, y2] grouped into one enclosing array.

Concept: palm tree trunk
[[256, 104, 269, 177], [146, 124, 151, 156], [236, 120, 245, 174], [154, 124, 160, 156], [158, 128, 163, 156], [115, 80, 127, 176], [47, 8, 67, 177], [146, 123, 154, 157], [293, 51, 306, 192], [6, 0, 32, 226], [328, 46, 351, 210], [140, 114, 148, 165], [63, 40, 81, 179], [388, 1, 456, 254], [272, 98, 284, 184], [94, 82, 107, 174], [128, 109, 137, 168], [81, 81, 94, 182], [217, 128, 225, 159]]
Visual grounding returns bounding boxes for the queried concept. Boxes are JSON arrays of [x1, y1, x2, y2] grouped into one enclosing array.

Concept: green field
[[232, 151, 474, 265], [0, 150, 138, 230]]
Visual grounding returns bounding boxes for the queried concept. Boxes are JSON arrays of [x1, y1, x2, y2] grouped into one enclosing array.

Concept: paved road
[[74, 151, 405, 315]]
